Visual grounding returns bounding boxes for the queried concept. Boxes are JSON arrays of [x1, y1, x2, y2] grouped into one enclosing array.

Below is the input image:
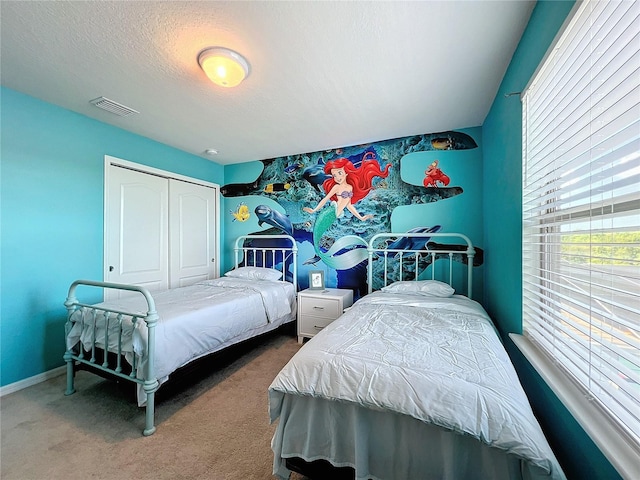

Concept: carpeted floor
[[0, 328, 309, 480]]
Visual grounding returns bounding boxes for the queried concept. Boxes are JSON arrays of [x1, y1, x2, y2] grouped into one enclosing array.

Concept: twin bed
[[64, 231, 565, 479], [64, 234, 297, 436], [268, 232, 566, 480]]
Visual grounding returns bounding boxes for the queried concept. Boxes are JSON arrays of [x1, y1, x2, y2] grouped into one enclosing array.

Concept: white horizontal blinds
[[522, 0, 640, 446]]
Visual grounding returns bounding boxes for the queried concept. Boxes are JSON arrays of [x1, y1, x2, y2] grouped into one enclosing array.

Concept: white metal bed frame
[[64, 234, 297, 436]]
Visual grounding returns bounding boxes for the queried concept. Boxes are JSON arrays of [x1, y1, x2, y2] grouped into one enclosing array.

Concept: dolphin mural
[[255, 205, 293, 236], [384, 225, 442, 255], [302, 164, 331, 193]]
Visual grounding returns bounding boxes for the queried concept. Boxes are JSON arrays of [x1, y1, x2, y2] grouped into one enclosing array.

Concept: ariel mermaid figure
[[303, 155, 391, 220]]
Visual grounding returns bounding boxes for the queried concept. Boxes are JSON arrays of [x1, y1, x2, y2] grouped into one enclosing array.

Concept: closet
[[104, 156, 219, 300]]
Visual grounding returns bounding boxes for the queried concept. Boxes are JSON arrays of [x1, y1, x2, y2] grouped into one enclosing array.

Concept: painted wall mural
[[223, 129, 484, 298]]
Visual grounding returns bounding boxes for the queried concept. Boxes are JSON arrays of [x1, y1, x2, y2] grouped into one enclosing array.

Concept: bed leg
[[63, 350, 76, 396], [142, 380, 158, 436]]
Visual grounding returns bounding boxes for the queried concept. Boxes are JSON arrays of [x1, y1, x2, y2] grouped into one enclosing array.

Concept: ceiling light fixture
[[198, 47, 250, 88], [204, 148, 218, 156]]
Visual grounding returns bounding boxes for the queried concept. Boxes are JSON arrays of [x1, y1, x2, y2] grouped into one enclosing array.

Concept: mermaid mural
[[221, 130, 484, 292], [303, 154, 391, 220], [302, 154, 391, 270]]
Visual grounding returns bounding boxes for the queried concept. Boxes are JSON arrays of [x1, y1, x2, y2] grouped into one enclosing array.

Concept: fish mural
[[221, 130, 484, 293], [284, 162, 303, 174], [230, 202, 250, 222], [264, 183, 291, 193], [429, 131, 478, 150]]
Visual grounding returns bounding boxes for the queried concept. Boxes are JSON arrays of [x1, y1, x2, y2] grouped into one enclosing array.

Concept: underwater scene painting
[[223, 129, 484, 299]]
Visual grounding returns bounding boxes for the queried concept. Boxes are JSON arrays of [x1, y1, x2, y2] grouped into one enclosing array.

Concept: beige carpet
[[1, 328, 309, 480]]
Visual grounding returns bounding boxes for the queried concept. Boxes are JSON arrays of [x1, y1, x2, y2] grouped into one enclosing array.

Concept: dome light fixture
[[198, 47, 250, 88]]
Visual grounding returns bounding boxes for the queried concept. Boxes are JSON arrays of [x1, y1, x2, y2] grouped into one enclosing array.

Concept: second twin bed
[[269, 232, 566, 480]]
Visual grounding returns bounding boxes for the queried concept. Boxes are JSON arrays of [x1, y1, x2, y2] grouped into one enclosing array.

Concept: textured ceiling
[[0, 1, 535, 165]]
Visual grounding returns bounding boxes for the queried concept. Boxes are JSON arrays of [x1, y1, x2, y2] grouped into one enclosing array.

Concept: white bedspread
[[269, 291, 565, 479], [67, 277, 295, 404]]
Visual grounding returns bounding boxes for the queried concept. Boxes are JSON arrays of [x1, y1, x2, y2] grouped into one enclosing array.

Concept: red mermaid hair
[[322, 153, 391, 204]]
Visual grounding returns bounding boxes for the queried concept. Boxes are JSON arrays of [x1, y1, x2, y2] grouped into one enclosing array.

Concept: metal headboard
[[367, 232, 475, 296], [233, 234, 298, 291]]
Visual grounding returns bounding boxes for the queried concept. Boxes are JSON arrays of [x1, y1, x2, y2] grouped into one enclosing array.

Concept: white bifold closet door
[[105, 163, 217, 300], [168, 178, 217, 288]]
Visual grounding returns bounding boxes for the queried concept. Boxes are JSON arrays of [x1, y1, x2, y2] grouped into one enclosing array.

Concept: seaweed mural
[[222, 130, 484, 293]]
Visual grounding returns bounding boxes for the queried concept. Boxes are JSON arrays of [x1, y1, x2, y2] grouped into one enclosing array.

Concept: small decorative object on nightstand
[[297, 288, 354, 343], [308, 270, 325, 290]]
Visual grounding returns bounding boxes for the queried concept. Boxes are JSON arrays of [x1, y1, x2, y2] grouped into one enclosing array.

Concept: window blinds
[[522, 0, 639, 446]]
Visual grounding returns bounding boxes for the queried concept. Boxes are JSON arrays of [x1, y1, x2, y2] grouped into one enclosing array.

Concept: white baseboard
[[0, 366, 67, 397]]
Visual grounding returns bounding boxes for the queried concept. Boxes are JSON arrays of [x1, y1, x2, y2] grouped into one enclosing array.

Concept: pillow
[[224, 266, 282, 281], [380, 280, 455, 297]]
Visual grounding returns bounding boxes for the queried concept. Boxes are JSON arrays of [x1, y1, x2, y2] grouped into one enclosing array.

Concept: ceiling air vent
[[89, 97, 139, 117]]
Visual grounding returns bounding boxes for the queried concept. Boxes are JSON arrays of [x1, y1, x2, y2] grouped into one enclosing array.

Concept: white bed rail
[[367, 232, 475, 296], [233, 234, 298, 291]]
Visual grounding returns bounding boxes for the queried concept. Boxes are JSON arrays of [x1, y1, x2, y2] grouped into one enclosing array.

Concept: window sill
[[509, 333, 640, 480]]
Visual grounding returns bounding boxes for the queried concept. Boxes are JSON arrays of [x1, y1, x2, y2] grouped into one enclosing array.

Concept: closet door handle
[[109, 266, 114, 272]]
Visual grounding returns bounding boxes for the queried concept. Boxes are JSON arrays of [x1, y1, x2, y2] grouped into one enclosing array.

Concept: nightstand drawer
[[299, 297, 341, 318], [300, 314, 334, 333]]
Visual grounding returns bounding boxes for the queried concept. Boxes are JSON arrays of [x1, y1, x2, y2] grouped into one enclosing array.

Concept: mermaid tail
[[312, 207, 368, 270]]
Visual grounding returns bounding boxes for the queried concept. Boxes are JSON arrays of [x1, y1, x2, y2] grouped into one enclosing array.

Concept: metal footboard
[[63, 280, 159, 436]]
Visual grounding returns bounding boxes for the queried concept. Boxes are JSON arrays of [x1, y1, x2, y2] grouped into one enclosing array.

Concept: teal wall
[[0, 87, 224, 387], [483, 1, 619, 479]]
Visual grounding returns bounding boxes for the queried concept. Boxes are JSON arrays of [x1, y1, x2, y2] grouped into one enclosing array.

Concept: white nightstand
[[297, 288, 354, 343]]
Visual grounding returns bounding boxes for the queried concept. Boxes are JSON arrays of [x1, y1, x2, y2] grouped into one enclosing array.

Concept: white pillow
[[224, 266, 282, 281], [380, 280, 455, 297]]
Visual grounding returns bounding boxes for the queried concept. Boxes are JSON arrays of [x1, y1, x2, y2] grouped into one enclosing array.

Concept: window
[[522, 0, 639, 467]]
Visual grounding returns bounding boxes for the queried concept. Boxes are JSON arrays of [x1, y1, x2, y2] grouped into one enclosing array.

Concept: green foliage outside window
[[560, 232, 640, 265]]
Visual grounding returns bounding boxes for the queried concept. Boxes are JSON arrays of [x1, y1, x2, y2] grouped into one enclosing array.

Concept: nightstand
[[297, 288, 354, 343]]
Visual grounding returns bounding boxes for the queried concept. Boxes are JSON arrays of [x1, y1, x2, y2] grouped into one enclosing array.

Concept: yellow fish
[[431, 137, 454, 150], [264, 183, 291, 193], [230, 203, 250, 222]]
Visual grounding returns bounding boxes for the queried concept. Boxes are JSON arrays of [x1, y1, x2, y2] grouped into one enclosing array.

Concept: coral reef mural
[[223, 129, 484, 297]]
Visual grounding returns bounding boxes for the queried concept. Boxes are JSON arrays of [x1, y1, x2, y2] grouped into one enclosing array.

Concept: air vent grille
[[89, 97, 139, 117]]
